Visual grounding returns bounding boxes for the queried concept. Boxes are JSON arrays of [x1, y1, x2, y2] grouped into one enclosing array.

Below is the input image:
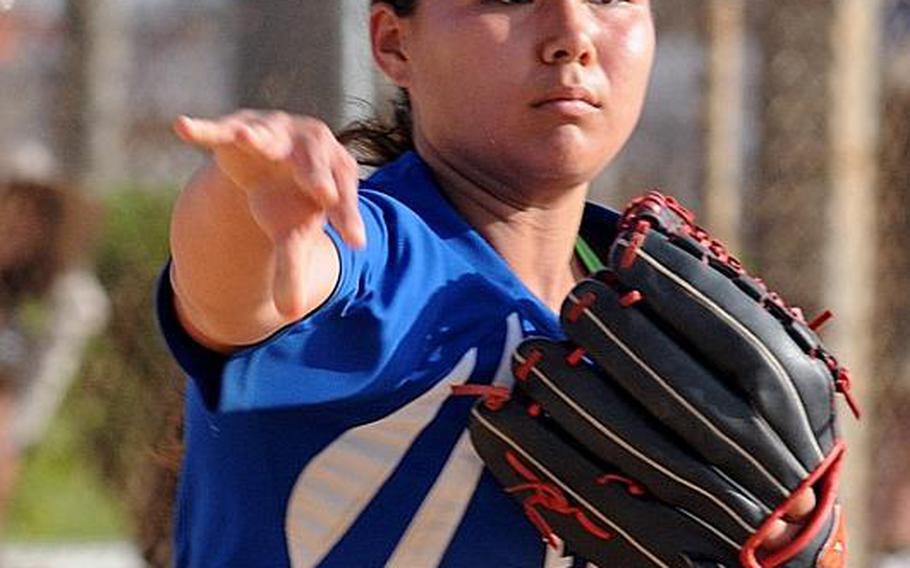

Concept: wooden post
[[58, 0, 132, 191], [703, 0, 745, 251], [826, 1, 882, 565]]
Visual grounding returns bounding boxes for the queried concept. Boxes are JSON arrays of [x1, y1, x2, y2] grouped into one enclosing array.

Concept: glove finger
[[561, 278, 803, 507], [512, 337, 765, 542], [608, 230, 837, 472], [468, 399, 742, 568]]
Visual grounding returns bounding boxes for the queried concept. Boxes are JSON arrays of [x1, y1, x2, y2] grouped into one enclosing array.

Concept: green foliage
[[6, 392, 126, 541], [79, 187, 184, 563], [7, 187, 184, 561]]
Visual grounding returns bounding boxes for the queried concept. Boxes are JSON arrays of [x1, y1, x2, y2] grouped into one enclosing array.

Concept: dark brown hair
[[338, 0, 419, 167]]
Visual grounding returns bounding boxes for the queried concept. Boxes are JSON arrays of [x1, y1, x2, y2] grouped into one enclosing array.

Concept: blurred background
[[0, 0, 907, 567]]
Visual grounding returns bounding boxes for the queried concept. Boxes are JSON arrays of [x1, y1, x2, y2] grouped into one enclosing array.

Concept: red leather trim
[[817, 505, 847, 568], [740, 441, 846, 568]]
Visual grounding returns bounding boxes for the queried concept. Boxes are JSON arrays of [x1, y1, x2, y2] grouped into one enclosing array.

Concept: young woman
[[161, 1, 814, 565]]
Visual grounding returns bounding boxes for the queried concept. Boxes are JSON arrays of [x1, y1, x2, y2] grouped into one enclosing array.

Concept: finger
[[326, 151, 366, 248], [234, 123, 282, 161], [783, 488, 816, 522], [760, 518, 803, 553], [290, 142, 340, 209], [272, 228, 315, 319], [755, 489, 816, 553], [234, 120, 295, 162], [173, 115, 239, 148]]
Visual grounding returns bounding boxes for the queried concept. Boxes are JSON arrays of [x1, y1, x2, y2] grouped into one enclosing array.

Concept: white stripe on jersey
[[285, 347, 478, 567], [385, 314, 522, 567]]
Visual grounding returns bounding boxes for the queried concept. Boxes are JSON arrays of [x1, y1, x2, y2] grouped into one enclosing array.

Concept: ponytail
[[338, 88, 414, 167]]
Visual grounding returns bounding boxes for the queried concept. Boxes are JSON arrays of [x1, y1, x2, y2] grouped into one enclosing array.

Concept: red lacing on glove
[[808, 309, 834, 331], [834, 368, 860, 419], [666, 196, 745, 275], [622, 193, 847, 341], [621, 219, 652, 269], [450, 384, 511, 411], [619, 191, 747, 275], [619, 290, 644, 308], [742, 442, 846, 568], [810, 348, 862, 419], [618, 191, 675, 232], [596, 473, 647, 496], [567, 291, 598, 324], [566, 347, 587, 367], [515, 349, 545, 382], [504, 450, 615, 548]]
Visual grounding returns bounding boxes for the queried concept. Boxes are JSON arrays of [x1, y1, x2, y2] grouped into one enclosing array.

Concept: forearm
[[169, 162, 337, 351]]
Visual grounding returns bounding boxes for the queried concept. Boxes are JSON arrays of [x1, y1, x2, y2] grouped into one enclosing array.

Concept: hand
[[173, 111, 365, 317]]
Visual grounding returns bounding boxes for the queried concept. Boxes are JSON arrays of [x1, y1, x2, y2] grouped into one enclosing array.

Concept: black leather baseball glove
[[468, 192, 855, 567]]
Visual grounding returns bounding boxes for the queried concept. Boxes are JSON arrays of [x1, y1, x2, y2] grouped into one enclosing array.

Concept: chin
[[513, 135, 615, 185]]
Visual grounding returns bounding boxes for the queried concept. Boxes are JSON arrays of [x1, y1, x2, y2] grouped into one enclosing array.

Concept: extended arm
[[169, 111, 365, 352]]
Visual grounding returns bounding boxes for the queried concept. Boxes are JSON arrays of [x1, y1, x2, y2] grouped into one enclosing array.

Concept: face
[[385, 0, 655, 194]]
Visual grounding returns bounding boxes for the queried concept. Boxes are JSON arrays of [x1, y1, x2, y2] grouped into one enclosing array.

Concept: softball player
[[161, 1, 811, 565]]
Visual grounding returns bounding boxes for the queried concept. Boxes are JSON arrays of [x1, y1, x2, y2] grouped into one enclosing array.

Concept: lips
[[531, 86, 602, 109]]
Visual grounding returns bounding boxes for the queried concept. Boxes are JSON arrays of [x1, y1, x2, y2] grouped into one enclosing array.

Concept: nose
[[539, 0, 597, 67]]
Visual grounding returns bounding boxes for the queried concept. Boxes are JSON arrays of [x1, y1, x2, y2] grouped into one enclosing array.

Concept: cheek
[[410, 29, 525, 128], [409, 9, 522, 90], [609, 21, 656, 88]]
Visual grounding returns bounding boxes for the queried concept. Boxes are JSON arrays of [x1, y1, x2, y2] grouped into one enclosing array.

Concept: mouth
[[531, 86, 602, 109]]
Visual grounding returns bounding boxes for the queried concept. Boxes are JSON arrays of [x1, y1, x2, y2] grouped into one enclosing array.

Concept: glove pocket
[[560, 279, 809, 505], [608, 226, 839, 464]]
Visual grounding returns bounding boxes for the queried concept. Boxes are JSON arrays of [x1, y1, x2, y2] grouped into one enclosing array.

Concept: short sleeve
[[155, 264, 227, 410], [155, 191, 428, 414]]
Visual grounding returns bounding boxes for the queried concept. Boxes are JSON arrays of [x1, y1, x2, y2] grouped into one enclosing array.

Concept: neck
[[416, 139, 590, 313]]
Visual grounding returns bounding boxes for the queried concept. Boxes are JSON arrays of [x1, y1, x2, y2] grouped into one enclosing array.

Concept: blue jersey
[[157, 151, 619, 567]]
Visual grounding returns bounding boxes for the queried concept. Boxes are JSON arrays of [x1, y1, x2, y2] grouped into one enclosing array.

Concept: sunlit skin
[[404, 0, 656, 200], [172, 0, 818, 555], [368, 0, 658, 316]]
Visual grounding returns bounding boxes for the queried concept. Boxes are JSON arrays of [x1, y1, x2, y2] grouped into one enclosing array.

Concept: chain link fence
[[871, 0, 910, 552]]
